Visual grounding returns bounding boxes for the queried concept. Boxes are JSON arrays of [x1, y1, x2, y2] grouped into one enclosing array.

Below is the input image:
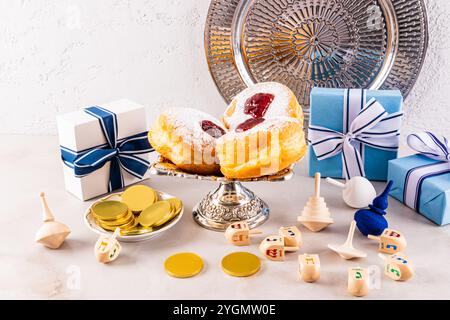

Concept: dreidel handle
[[285, 246, 299, 252], [368, 235, 381, 242], [249, 229, 263, 235]]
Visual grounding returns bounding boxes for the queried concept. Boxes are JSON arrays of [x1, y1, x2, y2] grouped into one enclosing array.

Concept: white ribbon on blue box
[[388, 132, 450, 226], [308, 88, 403, 181]]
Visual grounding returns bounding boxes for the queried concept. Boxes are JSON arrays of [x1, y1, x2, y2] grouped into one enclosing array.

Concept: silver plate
[[205, 0, 428, 116]]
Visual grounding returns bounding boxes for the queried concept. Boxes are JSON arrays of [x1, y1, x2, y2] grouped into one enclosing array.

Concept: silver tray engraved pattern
[[205, 0, 428, 114]]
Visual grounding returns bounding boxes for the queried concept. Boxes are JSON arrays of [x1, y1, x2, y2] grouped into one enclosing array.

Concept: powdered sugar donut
[[222, 82, 303, 129], [216, 117, 307, 179], [148, 108, 226, 175]]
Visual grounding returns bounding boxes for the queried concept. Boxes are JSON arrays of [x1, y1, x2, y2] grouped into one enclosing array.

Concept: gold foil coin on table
[[164, 253, 204, 278], [137, 201, 171, 227], [121, 185, 157, 213], [92, 201, 129, 221], [221, 252, 261, 277]]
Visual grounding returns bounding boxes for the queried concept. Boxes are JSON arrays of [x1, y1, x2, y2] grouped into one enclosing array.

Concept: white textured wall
[[0, 0, 449, 140]]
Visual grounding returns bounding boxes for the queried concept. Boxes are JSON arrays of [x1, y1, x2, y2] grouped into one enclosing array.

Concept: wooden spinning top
[[259, 235, 299, 261], [328, 220, 367, 260], [298, 173, 334, 232], [368, 228, 407, 254], [225, 221, 262, 246], [348, 267, 369, 297], [379, 252, 414, 282], [95, 228, 122, 264], [35, 192, 71, 249]]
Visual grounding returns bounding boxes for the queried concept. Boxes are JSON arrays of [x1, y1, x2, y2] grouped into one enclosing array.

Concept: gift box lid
[[57, 99, 147, 152]]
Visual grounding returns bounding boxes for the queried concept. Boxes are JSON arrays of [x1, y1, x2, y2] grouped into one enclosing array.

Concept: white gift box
[[57, 99, 155, 201]]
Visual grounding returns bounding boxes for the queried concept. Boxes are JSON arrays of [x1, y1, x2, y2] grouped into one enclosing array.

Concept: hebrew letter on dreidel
[[348, 267, 369, 297], [299, 254, 320, 283]]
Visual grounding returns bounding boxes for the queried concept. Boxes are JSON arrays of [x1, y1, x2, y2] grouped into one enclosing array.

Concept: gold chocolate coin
[[164, 253, 204, 278], [121, 185, 157, 212], [167, 198, 183, 217], [137, 201, 171, 227], [92, 201, 129, 221], [98, 218, 137, 231], [221, 252, 261, 277], [120, 226, 153, 236], [98, 211, 134, 227]]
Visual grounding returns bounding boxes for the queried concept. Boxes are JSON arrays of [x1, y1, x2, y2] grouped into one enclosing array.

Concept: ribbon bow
[[309, 89, 403, 179], [61, 106, 153, 192], [403, 132, 450, 210]]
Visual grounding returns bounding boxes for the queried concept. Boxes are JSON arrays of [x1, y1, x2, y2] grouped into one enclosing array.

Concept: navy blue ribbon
[[61, 106, 153, 192]]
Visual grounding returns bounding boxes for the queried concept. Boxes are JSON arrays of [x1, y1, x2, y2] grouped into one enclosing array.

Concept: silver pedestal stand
[[150, 160, 294, 232]]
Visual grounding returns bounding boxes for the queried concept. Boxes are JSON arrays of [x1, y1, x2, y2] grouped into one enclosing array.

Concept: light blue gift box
[[308, 88, 403, 181], [388, 155, 450, 226]]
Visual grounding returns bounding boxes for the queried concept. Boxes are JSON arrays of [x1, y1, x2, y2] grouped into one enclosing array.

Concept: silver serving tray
[[205, 0, 428, 117]]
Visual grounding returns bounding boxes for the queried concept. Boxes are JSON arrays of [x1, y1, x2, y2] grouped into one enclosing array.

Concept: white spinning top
[[328, 220, 367, 260], [326, 176, 376, 209], [35, 192, 71, 249], [298, 172, 334, 232]]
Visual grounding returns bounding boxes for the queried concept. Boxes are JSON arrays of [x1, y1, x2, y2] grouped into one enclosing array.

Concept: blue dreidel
[[354, 181, 393, 236]]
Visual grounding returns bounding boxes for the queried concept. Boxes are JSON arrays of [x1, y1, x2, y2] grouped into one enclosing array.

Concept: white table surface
[[1, 134, 450, 300]]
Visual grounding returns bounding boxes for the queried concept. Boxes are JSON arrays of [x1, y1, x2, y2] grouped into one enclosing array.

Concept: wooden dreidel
[[279, 226, 303, 248], [35, 192, 71, 249], [95, 228, 122, 264], [368, 228, 407, 254], [379, 252, 414, 281], [326, 176, 376, 209], [259, 235, 299, 261], [328, 220, 367, 260], [298, 254, 320, 283], [348, 267, 369, 297], [298, 172, 334, 232], [225, 221, 262, 246]]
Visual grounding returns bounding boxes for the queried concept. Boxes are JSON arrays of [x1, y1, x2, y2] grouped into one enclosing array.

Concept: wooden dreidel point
[[95, 228, 122, 264], [368, 228, 407, 254], [298, 173, 334, 232], [348, 267, 369, 297], [259, 235, 299, 261], [326, 176, 376, 209], [279, 226, 303, 248], [225, 221, 262, 246], [379, 252, 414, 282], [35, 192, 71, 249], [328, 220, 367, 260], [298, 254, 320, 283]]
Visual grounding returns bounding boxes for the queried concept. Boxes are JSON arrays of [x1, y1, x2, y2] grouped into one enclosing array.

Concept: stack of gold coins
[[92, 201, 136, 231], [91, 185, 183, 236]]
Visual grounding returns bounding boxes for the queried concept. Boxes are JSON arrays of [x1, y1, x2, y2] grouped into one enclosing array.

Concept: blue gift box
[[308, 88, 403, 181], [388, 155, 450, 226]]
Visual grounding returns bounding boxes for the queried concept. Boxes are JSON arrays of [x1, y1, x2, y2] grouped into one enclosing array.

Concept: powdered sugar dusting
[[225, 82, 292, 129], [164, 107, 227, 147]]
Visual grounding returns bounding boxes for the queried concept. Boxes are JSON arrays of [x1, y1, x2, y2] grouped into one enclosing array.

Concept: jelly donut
[[148, 108, 227, 175], [222, 82, 303, 129], [216, 117, 307, 179]]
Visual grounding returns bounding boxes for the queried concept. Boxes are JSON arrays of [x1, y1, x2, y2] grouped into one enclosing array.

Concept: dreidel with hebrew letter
[[379, 252, 414, 282], [259, 235, 299, 261], [348, 267, 369, 297], [95, 228, 122, 264], [298, 254, 320, 283], [225, 221, 262, 246], [279, 226, 303, 248], [368, 228, 407, 254]]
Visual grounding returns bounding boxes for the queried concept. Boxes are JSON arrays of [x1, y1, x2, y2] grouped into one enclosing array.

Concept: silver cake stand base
[[150, 159, 294, 232]]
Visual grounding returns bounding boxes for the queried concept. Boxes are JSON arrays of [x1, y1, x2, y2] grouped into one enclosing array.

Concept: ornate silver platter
[[205, 0, 428, 117], [150, 158, 295, 231]]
